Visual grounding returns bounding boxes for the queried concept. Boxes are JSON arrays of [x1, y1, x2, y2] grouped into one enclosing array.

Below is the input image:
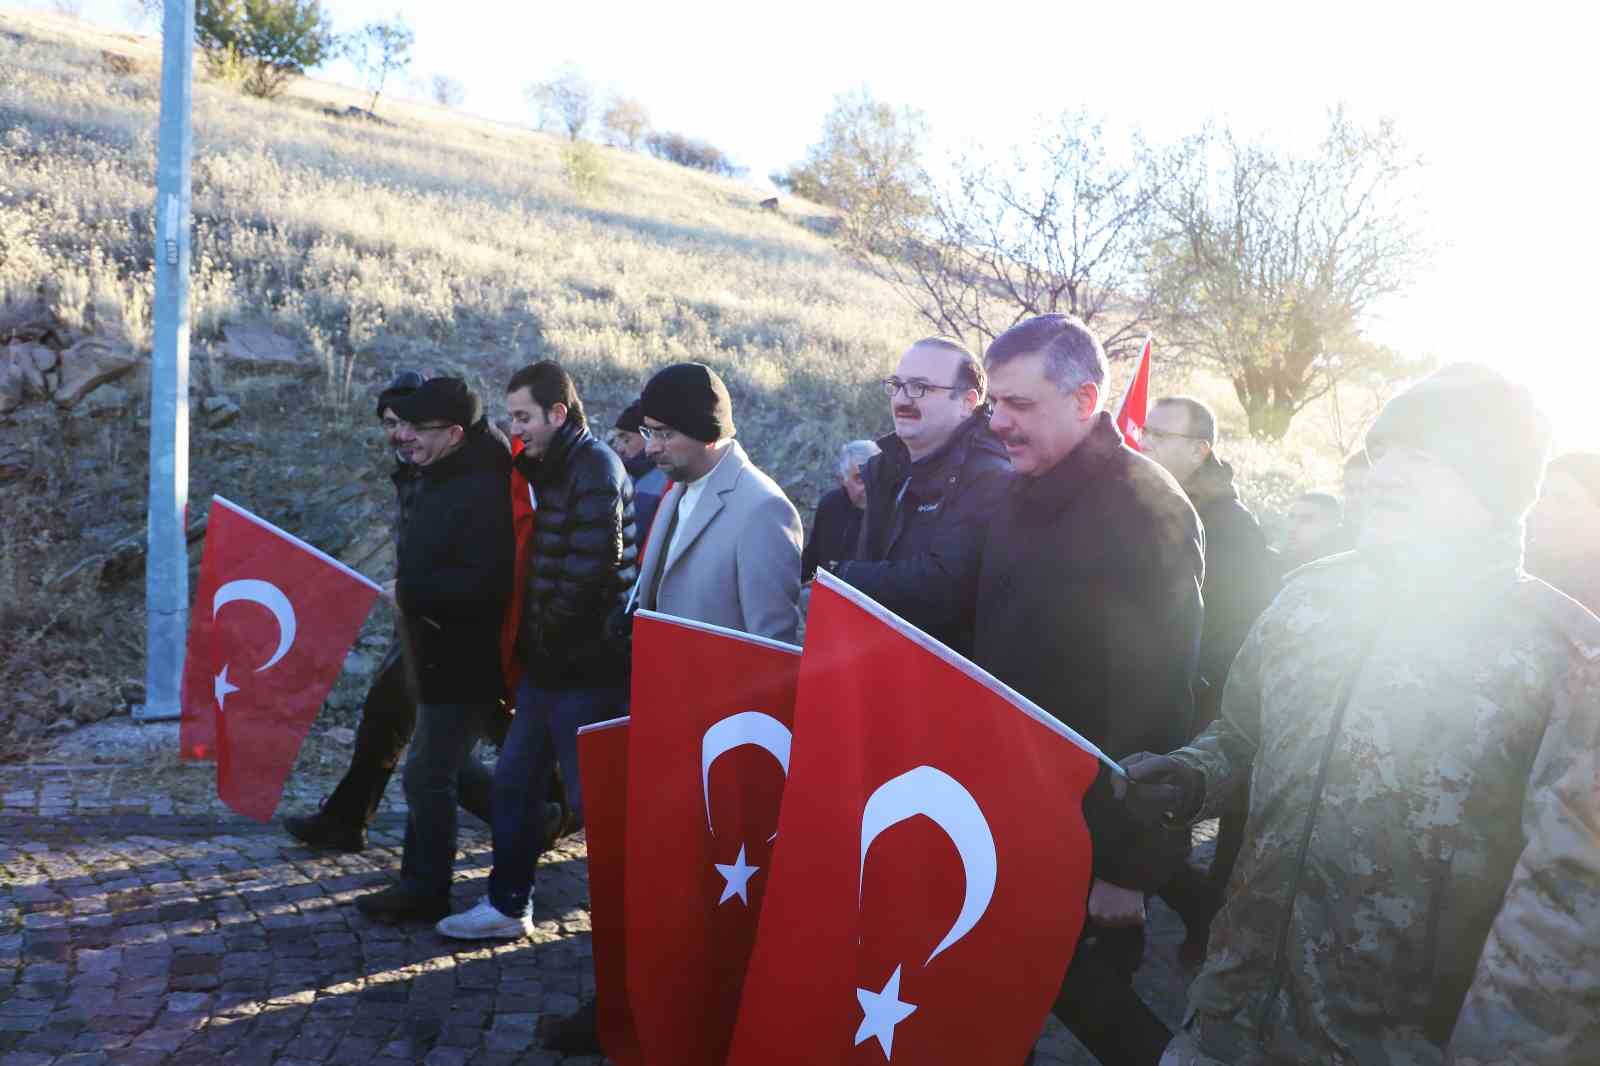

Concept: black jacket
[[836, 410, 1013, 654], [1182, 453, 1280, 726], [972, 412, 1203, 888], [516, 420, 638, 687], [801, 487, 864, 583], [396, 425, 514, 705], [390, 456, 422, 557]]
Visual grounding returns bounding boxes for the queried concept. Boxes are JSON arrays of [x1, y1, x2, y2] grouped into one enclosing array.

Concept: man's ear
[[961, 388, 981, 416], [549, 402, 569, 427], [1076, 381, 1101, 420]]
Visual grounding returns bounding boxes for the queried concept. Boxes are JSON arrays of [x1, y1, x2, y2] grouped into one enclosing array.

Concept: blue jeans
[[488, 680, 626, 918], [397, 702, 496, 900]]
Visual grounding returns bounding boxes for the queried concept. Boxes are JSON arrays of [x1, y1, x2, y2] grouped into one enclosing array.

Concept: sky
[[28, 0, 1600, 447]]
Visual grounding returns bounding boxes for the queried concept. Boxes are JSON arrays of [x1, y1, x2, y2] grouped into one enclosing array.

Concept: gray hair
[[984, 314, 1108, 399], [1153, 396, 1217, 445], [837, 438, 881, 476]]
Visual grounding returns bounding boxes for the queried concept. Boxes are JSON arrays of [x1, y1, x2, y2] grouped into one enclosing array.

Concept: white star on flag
[[213, 666, 240, 712], [1126, 421, 1143, 444], [854, 965, 917, 1060], [714, 844, 759, 905]]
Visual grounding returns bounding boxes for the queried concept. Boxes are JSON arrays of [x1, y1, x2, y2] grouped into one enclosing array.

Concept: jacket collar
[[1182, 452, 1239, 511], [516, 420, 588, 484], [1016, 411, 1125, 514]]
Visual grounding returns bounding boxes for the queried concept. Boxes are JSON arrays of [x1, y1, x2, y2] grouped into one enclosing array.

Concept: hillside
[[0, 11, 1337, 760]]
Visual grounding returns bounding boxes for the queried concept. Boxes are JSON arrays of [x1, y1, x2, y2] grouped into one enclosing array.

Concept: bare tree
[[1149, 109, 1431, 439], [345, 16, 414, 115], [526, 66, 594, 141], [430, 73, 465, 108], [601, 95, 650, 150], [853, 112, 1163, 358]]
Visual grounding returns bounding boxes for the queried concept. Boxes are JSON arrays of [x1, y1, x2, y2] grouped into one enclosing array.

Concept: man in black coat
[[801, 439, 877, 583], [974, 315, 1203, 1066], [833, 336, 1013, 654], [1140, 395, 1280, 965], [355, 377, 514, 923], [437, 361, 638, 941]]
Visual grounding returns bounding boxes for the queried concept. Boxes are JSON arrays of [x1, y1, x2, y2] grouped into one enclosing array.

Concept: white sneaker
[[435, 897, 533, 940]]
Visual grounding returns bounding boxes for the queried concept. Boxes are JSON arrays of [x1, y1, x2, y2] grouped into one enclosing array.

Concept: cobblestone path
[[1, 747, 1194, 1065]]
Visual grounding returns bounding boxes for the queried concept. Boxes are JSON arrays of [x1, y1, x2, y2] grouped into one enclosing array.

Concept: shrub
[[645, 131, 740, 177], [559, 139, 608, 198], [194, 0, 339, 100]]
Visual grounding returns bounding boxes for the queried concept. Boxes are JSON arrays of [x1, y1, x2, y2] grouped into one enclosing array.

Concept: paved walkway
[[1, 735, 1195, 1066]]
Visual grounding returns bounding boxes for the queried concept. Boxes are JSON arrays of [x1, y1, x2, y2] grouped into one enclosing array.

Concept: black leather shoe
[[284, 809, 367, 853], [354, 885, 451, 923], [539, 997, 600, 1054]]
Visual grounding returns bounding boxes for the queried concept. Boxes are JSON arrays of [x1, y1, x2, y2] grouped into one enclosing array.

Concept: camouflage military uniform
[[1165, 538, 1600, 1065]]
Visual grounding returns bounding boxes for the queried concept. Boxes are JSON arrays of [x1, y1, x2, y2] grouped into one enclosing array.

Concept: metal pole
[[135, 0, 196, 723]]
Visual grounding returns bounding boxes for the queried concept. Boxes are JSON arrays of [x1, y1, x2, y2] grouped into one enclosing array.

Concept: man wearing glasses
[[1139, 395, 1280, 967], [354, 377, 514, 923], [630, 361, 802, 643], [281, 370, 500, 853], [830, 336, 1011, 655], [1120, 364, 1600, 1065]]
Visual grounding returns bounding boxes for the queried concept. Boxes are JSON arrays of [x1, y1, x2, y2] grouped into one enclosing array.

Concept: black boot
[[539, 997, 600, 1054], [354, 885, 450, 923], [284, 807, 367, 853]]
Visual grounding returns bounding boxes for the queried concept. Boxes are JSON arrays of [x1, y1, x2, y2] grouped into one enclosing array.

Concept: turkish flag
[[725, 572, 1106, 1066], [179, 496, 381, 821], [624, 610, 802, 1066], [576, 715, 642, 1066], [1114, 334, 1153, 450]]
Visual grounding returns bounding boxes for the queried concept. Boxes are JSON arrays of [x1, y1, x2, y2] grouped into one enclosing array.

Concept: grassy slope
[[0, 11, 1338, 758]]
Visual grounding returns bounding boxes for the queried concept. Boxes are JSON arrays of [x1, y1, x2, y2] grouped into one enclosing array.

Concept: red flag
[[1114, 334, 1153, 450], [624, 611, 802, 1066], [576, 715, 642, 1066], [179, 495, 381, 820], [726, 572, 1107, 1066]]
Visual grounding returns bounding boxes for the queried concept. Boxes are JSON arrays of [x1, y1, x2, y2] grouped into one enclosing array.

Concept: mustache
[[893, 405, 921, 418]]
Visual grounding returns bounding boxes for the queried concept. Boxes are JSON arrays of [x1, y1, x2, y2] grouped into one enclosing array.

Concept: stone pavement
[[0, 739, 1197, 1066]]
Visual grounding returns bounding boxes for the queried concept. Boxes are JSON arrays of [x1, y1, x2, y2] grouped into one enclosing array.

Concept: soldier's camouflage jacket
[[1169, 540, 1600, 1065]]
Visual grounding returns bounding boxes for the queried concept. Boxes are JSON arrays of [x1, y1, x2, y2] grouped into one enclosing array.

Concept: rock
[[218, 324, 308, 372], [326, 726, 356, 745], [760, 196, 780, 210], [0, 301, 66, 346], [0, 352, 24, 413], [81, 385, 132, 416], [0, 442, 28, 479], [29, 344, 58, 372], [54, 338, 140, 408], [201, 394, 240, 428]]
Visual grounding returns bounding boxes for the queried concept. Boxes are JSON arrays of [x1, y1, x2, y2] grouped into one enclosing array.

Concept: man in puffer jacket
[[438, 360, 638, 941], [1122, 363, 1600, 1066]]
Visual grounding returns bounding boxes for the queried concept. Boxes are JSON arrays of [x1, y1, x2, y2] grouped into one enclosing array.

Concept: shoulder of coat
[[1281, 550, 1361, 586], [1514, 576, 1600, 661]]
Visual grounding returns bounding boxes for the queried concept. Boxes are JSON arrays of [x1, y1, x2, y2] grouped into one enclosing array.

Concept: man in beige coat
[[628, 362, 803, 644]]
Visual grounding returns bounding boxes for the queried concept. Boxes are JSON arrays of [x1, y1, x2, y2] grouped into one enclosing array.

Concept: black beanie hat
[[639, 363, 735, 444], [614, 400, 644, 434], [1547, 452, 1600, 507], [1365, 363, 1551, 520], [376, 368, 425, 418], [389, 376, 481, 431]]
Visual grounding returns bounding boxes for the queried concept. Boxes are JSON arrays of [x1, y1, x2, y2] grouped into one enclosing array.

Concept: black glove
[[1115, 752, 1205, 828]]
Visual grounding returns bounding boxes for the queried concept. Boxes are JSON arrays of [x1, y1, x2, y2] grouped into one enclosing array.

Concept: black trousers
[[1024, 924, 1172, 1066], [322, 640, 508, 827]]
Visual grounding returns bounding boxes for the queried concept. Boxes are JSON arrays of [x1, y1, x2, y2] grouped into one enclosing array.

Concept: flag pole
[[136, 0, 197, 723]]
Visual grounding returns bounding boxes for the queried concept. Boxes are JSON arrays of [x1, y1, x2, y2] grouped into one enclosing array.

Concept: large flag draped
[[179, 495, 380, 820], [725, 572, 1107, 1066], [576, 715, 642, 1066], [624, 610, 802, 1066], [1114, 334, 1153, 450]]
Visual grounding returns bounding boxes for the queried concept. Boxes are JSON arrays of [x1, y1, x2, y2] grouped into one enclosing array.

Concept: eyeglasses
[[638, 425, 679, 443], [882, 377, 961, 400], [1142, 427, 1206, 444]]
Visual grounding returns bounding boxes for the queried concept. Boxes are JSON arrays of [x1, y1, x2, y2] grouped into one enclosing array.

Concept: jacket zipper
[[1256, 620, 1384, 1038]]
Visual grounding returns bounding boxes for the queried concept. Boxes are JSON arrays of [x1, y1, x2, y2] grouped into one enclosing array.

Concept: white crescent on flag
[[700, 711, 793, 835], [859, 764, 996, 965], [213, 578, 298, 670]]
